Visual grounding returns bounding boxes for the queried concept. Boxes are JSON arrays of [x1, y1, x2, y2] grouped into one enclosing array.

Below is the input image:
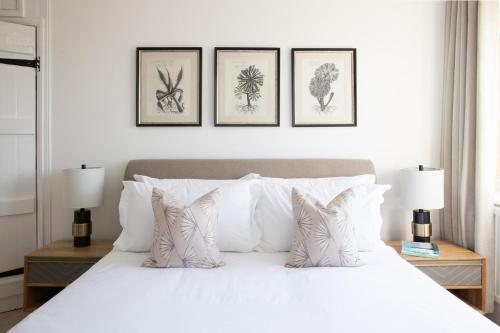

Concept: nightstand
[[23, 240, 113, 312], [386, 240, 486, 313]]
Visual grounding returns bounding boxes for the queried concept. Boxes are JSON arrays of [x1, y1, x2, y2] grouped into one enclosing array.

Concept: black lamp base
[[73, 209, 92, 247], [412, 209, 432, 243], [413, 235, 431, 243], [74, 236, 90, 247]]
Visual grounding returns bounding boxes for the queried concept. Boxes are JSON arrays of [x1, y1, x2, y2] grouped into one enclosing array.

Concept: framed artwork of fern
[[214, 47, 280, 126], [136, 47, 202, 126], [292, 48, 357, 127]]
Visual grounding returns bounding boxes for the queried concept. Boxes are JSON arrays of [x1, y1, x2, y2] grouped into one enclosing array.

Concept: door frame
[[2, 10, 52, 247]]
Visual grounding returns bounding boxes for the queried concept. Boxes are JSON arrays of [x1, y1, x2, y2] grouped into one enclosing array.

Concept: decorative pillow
[[143, 188, 224, 268], [252, 174, 376, 252], [286, 188, 362, 268], [133, 175, 262, 252]]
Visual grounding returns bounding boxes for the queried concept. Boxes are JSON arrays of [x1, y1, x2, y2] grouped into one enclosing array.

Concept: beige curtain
[[441, 1, 498, 313]]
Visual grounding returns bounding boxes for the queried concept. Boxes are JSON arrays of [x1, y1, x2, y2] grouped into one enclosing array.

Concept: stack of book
[[401, 241, 440, 258]]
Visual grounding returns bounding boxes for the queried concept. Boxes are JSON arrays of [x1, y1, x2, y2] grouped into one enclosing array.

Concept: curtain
[[440, 1, 498, 313]]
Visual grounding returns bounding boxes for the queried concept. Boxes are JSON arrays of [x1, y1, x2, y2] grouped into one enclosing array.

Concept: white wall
[[47, 0, 445, 242]]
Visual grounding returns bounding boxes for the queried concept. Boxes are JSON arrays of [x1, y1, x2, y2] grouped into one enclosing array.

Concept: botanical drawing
[[156, 66, 184, 113], [309, 63, 339, 112], [234, 65, 264, 112]]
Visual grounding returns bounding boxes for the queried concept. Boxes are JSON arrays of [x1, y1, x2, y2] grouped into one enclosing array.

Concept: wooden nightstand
[[23, 240, 113, 312], [386, 240, 486, 313]]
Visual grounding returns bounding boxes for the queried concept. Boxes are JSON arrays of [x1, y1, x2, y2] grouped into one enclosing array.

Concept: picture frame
[[292, 48, 357, 127], [214, 47, 280, 127], [136, 47, 202, 126]]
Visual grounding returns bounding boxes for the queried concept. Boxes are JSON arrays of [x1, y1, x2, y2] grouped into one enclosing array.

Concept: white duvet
[[11, 246, 499, 333]]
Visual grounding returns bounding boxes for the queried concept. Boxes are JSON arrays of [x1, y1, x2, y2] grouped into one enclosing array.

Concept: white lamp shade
[[400, 167, 444, 209], [63, 167, 105, 209]]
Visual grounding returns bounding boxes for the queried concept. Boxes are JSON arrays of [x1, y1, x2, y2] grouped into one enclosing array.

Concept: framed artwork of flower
[[292, 48, 357, 127], [136, 47, 202, 126], [214, 47, 280, 126]]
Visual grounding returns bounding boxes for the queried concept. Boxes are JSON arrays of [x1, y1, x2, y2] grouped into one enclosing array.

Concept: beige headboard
[[124, 159, 375, 180]]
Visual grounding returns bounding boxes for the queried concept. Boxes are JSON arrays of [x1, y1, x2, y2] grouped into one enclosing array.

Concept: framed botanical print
[[214, 47, 280, 126], [136, 47, 202, 126], [292, 48, 357, 127]]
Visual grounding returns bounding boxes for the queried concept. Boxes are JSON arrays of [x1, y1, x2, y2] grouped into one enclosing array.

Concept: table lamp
[[63, 164, 104, 247], [400, 165, 444, 243]]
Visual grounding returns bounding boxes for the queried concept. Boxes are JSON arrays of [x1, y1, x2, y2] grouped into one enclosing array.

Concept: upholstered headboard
[[124, 159, 375, 180]]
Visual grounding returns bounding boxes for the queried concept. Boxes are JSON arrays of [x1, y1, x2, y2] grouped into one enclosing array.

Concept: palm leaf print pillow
[[143, 188, 224, 268], [286, 187, 362, 268]]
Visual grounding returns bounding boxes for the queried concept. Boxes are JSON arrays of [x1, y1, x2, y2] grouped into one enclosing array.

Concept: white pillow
[[252, 174, 376, 252], [114, 176, 262, 252], [114, 181, 155, 252], [337, 184, 391, 251]]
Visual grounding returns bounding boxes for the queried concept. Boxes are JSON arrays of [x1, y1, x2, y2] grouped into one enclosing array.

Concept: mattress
[[11, 245, 499, 333]]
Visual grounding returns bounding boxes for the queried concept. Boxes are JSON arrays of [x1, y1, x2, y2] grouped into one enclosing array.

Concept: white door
[[0, 20, 37, 312]]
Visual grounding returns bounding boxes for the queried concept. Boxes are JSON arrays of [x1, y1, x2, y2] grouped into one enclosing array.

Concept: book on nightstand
[[401, 241, 440, 258]]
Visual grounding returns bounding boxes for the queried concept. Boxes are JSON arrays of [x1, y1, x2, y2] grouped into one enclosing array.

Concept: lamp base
[[413, 234, 431, 243], [73, 209, 92, 247], [411, 209, 432, 243]]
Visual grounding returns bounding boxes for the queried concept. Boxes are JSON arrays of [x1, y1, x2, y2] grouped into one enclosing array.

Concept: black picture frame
[[136, 47, 202, 127], [214, 47, 280, 127], [291, 48, 357, 127]]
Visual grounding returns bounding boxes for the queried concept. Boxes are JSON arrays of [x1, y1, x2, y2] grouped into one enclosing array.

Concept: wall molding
[[0, 0, 25, 17]]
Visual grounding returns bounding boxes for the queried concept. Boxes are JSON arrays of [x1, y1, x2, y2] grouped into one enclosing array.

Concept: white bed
[[12, 159, 500, 332], [11, 245, 499, 333]]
